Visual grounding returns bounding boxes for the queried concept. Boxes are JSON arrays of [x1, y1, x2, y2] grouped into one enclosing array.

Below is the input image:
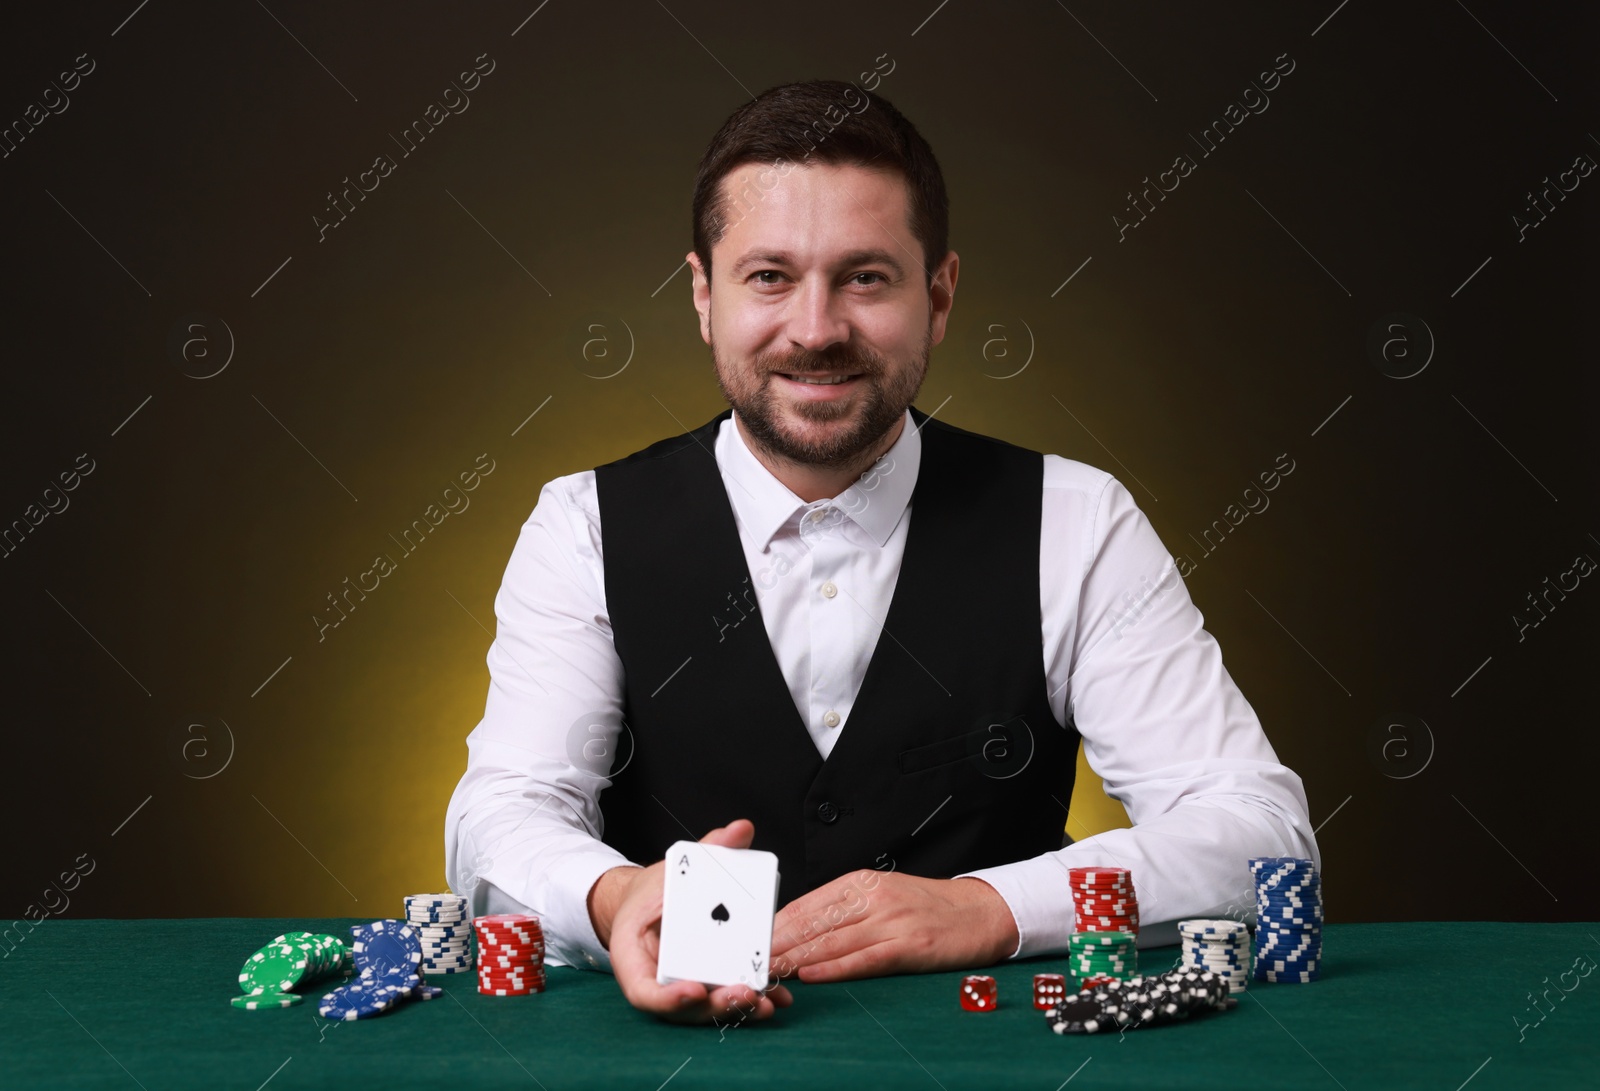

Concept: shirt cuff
[[473, 847, 638, 973], [542, 849, 641, 973], [957, 857, 1223, 958], [956, 858, 1071, 960]]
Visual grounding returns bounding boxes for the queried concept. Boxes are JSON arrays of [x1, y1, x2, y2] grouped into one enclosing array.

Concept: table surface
[[2, 920, 1595, 1089]]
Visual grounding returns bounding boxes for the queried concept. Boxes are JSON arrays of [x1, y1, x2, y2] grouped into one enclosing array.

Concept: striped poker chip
[[230, 932, 351, 1011], [317, 979, 406, 1021], [1248, 857, 1322, 984], [412, 901, 476, 977], [349, 920, 424, 980], [472, 913, 545, 996], [1179, 918, 1251, 993], [1068, 867, 1140, 940], [238, 942, 308, 995], [1048, 968, 1232, 1034], [231, 992, 301, 1010]]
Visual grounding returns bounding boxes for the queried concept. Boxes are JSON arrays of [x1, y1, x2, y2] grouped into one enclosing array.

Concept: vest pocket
[[897, 714, 1033, 777]]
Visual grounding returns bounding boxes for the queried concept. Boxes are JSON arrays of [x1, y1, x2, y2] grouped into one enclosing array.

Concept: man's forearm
[[960, 791, 1318, 959]]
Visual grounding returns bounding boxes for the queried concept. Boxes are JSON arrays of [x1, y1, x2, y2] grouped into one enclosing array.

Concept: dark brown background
[[2, 0, 1594, 924]]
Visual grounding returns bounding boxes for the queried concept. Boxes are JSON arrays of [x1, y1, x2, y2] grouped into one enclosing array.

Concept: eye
[[851, 272, 886, 286], [751, 271, 784, 285]]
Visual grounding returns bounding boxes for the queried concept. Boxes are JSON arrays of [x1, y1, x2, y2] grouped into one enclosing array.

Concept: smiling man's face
[[689, 162, 957, 475]]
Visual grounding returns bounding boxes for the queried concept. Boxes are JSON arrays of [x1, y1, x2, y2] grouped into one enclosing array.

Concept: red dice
[[1033, 973, 1067, 1010], [960, 974, 997, 1011]]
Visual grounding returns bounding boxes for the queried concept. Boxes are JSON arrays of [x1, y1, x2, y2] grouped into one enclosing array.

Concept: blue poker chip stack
[[318, 919, 440, 1020], [406, 892, 474, 974], [1248, 857, 1322, 983], [1177, 919, 1251, 993]]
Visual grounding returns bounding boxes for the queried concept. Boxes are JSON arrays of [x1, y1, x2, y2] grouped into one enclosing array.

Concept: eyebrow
[[728, 249, 908, 280]]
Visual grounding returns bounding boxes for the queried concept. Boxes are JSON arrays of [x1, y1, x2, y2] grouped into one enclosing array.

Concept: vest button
[[817, 801, 840, 823]]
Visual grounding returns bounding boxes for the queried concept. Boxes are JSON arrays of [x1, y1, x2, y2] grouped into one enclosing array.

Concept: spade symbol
[[711, 903, 730, 925], [678, 854, 690, 875]]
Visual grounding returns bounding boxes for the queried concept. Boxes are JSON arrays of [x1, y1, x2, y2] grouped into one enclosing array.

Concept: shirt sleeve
[[443, 471, 640, 972], [957, 464, 1320, 957]]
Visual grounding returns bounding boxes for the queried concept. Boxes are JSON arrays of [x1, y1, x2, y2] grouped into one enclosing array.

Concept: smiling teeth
[[786, 374, 856, 385]]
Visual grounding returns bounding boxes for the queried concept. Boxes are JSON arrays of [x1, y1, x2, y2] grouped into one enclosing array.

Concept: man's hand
[[590, 818, 794, 1026], [770, 871, 1019, 983]]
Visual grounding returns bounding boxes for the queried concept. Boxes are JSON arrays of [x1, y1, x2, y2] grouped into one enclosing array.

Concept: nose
[[785, 274, 851, 353]]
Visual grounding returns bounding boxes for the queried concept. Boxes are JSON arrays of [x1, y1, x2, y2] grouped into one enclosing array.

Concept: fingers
[[773, 868, 880, 945], [789, 940, 900, 984], [699, 818, 755, 849], [772, 884, 878, 968], [774, 914, 878, 975], [653, 982, 788, 1027], [609, 823, 794, 1026]]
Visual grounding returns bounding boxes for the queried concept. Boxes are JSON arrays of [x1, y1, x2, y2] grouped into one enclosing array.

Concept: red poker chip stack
[[473, 914, 546, 996], [1069, 866, 1140, 938]]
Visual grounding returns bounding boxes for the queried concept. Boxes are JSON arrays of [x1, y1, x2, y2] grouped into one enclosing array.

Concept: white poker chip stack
[[405, 893, 474, 974], [1177, 919, 1251, 993]]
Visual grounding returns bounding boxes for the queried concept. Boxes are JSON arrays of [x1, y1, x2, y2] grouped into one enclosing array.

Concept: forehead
[[716, 162, 914, 261]]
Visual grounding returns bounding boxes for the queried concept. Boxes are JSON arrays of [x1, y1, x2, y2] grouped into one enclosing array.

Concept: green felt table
[[2, 920, 1595, 1089]]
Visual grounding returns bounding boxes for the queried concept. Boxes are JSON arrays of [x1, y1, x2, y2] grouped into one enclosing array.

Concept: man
[[444, 80, 1318, 1026]]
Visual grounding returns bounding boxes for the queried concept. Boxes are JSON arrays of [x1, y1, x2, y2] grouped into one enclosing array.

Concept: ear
[[687, 251, 713, 345], [927, 249, 959, 348]]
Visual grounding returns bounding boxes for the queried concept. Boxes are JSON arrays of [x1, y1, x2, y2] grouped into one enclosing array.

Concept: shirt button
[[808, 509, 825, 523], [820, 581, 837, 598], [823, 710, 840, 727], [817, 801, 840, 823]]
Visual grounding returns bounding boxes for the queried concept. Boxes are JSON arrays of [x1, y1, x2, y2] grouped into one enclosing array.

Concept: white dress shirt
[[444, 408, 1319, 970]]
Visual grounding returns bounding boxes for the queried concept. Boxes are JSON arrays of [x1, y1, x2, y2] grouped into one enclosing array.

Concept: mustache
[[759, 351, 879, 375]]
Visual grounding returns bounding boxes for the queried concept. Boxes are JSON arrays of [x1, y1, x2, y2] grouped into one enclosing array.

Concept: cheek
[[867, 311, 926, 356], [725, 306, 778, 345]]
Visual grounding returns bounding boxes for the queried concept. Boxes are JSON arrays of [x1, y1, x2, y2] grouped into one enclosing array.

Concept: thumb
[[700, 818, 755, 849]]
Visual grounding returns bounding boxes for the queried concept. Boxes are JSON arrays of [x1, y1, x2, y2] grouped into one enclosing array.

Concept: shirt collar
[[715, 408, 921, 551]]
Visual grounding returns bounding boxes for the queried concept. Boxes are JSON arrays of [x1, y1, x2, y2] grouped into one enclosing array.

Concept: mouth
[[776, 372, 864, 386]]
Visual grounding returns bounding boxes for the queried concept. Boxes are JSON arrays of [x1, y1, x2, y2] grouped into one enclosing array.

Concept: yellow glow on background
[[1066, 744, 1133, 841]]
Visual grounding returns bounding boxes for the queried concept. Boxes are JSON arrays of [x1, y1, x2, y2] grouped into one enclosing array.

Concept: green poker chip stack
[[1069, 930, 1138, 986], [230, 931, 351, 1010]]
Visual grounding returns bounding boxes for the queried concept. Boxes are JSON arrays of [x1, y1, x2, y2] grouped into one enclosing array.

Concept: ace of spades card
[[656, 841, 781, 989]]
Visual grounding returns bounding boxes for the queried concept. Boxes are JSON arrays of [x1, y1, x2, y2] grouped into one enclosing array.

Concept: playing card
[[657, 840, 781, 988]]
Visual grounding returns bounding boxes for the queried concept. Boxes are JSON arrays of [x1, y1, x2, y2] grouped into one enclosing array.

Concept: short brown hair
[[691, 80, 949, 291]]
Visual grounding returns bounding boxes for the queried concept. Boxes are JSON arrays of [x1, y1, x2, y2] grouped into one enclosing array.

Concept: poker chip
[[1249, 857, 1322, 984], [422, 961, 474, 974], [406, 894, 477, 975], [234, 913, 452, 1018], [350, 920, 424, 979], [231, 992, 302, 1010], [273, 931, 350, 974], [358, 965, 421, 994], [234, 932, 351, 1009], [407, 892, 469, 922], [1068, 867, 1140, 939], [317, 977, 409, 1021], [327, 915, 446, 1016], [1179, 919, 1250, 993], [1047, 968, 1233, 1035], [1069, 929, 1137, 987], [473, 914, 545, 996], [238, 941, 308, 995]]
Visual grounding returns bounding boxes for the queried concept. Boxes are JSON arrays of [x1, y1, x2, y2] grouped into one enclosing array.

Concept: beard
[[711, 322, 932, 470]]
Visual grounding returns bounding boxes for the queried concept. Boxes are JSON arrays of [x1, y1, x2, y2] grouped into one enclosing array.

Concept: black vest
[[593, 405, 1078, 906]]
